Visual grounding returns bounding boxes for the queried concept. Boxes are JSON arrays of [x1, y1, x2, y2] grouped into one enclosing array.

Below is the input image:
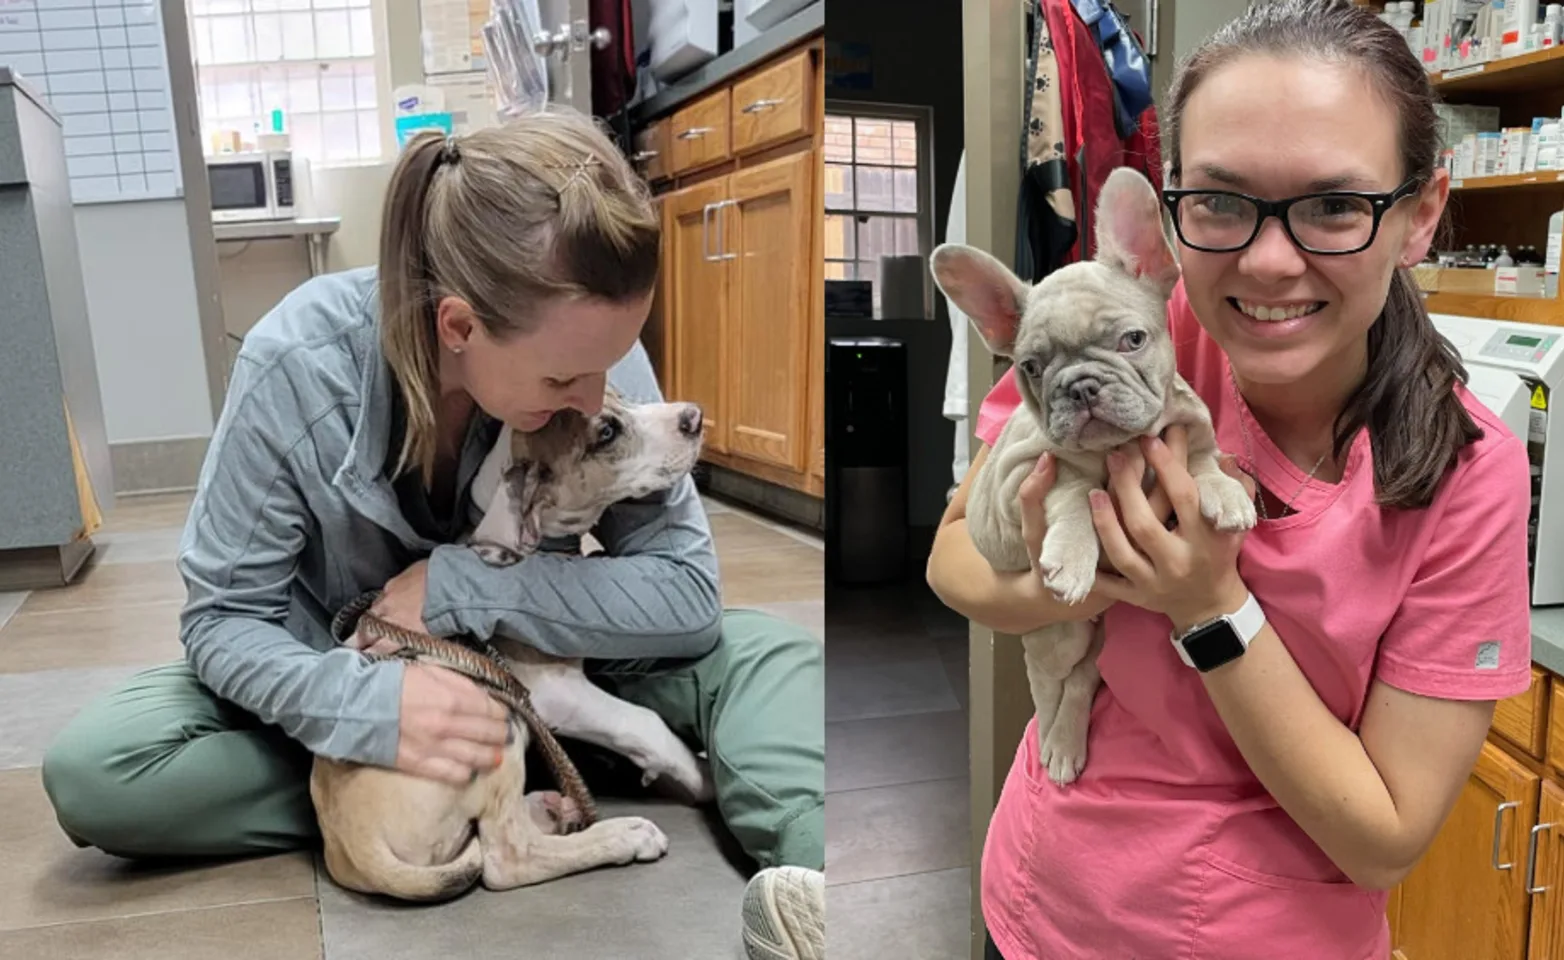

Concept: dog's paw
[[643, 753, 716, 806], [607, 817, 670, 863], [1040, 554, 1097, 607], [1038, 715, 1089, 786], [1039, 525, 1100, 605], [1197, 470, 1258, 533], [470, 541, 523, 567]]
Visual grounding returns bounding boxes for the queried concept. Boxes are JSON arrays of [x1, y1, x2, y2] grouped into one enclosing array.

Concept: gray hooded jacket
[[176, 267, 722, 768]]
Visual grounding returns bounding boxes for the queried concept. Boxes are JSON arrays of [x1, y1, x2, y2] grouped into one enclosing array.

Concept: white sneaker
[[741, 866, 825, 959]]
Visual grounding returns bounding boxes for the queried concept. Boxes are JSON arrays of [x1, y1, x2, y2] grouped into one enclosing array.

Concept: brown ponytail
[[375, 108, 661, 487], [1164, 0, 1481, 510]]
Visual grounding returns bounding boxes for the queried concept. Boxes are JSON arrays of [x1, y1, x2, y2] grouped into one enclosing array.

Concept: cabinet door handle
[[701, 202, 713, 261], [1527, 821, 1555, 894], [677, 126, 713, 140], [1493, 800, 1520, 870], [711, 199, 737, 262], [631, 149, 659, 161], [741, 97, 785, 114]]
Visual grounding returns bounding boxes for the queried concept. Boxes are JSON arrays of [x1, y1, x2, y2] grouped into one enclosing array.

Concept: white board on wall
[[0, 0, 184, 204]]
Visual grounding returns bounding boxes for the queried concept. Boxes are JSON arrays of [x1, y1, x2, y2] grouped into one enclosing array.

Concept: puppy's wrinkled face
[[509, 389, 705, 538], [1014, 264, 1176, 451], [930, 165, 1184, 453]]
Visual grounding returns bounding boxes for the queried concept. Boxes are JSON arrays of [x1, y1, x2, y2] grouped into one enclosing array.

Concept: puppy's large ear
[[1094, 166, 1180, 299], [929, 243, 1029, 357], [468, 457, 547, 566], [506, 459, 546, 556]]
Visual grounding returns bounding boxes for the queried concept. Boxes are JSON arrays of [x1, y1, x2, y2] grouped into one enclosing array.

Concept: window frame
[[823, 99, 936, 316], [184, 0, 393, 166]]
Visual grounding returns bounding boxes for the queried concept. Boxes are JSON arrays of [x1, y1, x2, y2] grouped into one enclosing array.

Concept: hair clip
[[556, 155, 600, 193], [440, 137, 460, 165]]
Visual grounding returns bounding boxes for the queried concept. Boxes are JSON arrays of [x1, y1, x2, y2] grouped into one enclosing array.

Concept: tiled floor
[[0, 490, 821, 959], [824, 579, 973, 960]]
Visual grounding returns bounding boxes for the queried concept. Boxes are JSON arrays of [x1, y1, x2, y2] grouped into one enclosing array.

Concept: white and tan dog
[[931, 166, 1255, 786], [310, 391, 715, 901]]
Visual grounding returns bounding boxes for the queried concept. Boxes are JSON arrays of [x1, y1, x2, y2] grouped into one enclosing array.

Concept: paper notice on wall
[[420, 0, 491, 76], [428, 73, 500, 135]]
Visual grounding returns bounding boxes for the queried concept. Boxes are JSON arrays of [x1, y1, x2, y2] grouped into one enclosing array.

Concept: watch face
[[1182, 620, 1247, 671]]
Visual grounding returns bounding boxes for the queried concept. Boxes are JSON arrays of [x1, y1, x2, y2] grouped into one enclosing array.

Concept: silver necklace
[[1228, 369, 1328, 521]]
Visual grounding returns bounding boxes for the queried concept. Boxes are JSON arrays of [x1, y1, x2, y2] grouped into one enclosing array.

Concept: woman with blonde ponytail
[[40, 106, 824, 959]]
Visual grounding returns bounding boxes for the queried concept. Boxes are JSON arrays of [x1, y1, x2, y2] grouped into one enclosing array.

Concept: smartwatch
[[1171, 592, 1265, 672]]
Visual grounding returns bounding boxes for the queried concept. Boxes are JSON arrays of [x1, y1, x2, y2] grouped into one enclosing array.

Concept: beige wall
[[215, 0, 423, 338]]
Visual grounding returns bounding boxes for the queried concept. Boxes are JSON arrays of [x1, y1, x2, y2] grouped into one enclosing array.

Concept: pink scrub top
[[973, 277, 1534, 960]]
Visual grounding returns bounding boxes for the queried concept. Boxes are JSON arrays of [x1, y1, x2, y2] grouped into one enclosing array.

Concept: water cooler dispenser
[[826, 337, 909, 584]]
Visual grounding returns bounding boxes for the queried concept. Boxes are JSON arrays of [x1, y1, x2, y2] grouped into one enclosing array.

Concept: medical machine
[[1430, 312, 1562, 606]]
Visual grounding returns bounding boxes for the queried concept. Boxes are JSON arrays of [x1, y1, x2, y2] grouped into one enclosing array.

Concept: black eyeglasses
[[1160, 178, 1423, 255]]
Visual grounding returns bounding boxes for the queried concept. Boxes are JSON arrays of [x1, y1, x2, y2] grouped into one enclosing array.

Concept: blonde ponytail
[[376, 108, 660, 487]]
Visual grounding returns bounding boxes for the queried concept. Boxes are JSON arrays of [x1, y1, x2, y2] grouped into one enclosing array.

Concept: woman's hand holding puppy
[[1088, 429, 1258, 633]]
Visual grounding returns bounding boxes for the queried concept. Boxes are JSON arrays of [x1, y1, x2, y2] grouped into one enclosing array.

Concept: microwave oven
[[206, 150, 302, 222]]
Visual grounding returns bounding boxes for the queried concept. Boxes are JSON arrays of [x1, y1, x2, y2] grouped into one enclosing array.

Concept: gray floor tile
[[0, 592, 25, 632], [317, 799, 748, 960], [825, 610, 949, 660], [747, 599, 824, 640], [933, 635, 970, 711], [0, 665, 147, 770], [825, 650, 959, 723], [828, 867, 971, 960], [93, 528, 184, 567], [825, 778, 969, 886], [826, 710, 968, 794]]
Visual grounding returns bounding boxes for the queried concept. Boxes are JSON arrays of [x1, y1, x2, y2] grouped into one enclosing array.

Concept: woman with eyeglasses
[[927, 1, 1534, 958]]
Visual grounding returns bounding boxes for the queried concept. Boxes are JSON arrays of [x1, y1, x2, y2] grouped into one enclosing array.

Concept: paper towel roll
[[879, 255, 927, 319]]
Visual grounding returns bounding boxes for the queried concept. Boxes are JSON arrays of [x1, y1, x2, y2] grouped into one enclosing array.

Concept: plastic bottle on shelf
[[1495, 245, 1516, 267]]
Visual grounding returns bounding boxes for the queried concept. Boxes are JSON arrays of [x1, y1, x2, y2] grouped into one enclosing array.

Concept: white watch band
[[1172, 592, 1265, 668]]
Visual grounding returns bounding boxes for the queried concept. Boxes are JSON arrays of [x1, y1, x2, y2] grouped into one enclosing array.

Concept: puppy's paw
[[1039, 713, 1089, 786], [1197, 470, 1258, 532], [470, 541, 524, 566], [607, 817, 670, 863], [1039, 534, 1098, 606]]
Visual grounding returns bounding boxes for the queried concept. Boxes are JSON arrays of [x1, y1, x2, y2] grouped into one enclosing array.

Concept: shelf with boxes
[[1388, 0, 1564, 324]]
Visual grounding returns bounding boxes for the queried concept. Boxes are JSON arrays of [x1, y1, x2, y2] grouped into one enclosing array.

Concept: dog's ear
[[504, 459, 548, 555], [929, 243, 1029, 357], [1094, 166, 1180, 299]]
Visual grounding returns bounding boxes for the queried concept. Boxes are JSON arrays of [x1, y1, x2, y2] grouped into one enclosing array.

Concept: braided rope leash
[[331, 590, 599, 829]]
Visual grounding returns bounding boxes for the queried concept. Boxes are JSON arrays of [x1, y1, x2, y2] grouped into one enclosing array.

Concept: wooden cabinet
[[1496, 666, 1551, 759], [668, 89, 732, 176], [730, 47, 815, 154], [634, 35, 824, 499], [1390, 665, 1564, 960], [1391, 740, 1539, 960], [665, 179, 732, 453], [725, 152, 813, 471], [1530, 781, 1564, 960]]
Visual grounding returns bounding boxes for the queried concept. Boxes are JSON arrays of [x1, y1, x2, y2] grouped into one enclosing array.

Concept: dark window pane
[[893, 168, 918, 213], [855, 166, 895, 212], [892, 120, 918, 166], [824, 114, 853, 162], [854, 118, 893, 166], [857, 217, 893, 269], [825, 163, 853, 208]]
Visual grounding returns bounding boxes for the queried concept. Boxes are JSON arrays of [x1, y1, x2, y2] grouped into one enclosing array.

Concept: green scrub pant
[[37, 608, 823, 872]]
